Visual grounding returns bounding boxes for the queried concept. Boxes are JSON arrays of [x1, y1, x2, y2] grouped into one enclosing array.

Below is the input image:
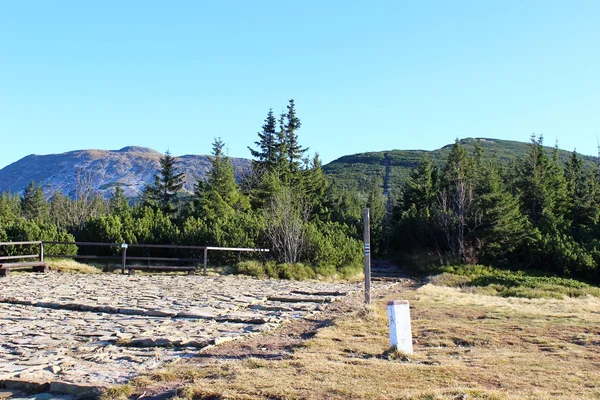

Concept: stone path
[[0, 273, 387, 391]]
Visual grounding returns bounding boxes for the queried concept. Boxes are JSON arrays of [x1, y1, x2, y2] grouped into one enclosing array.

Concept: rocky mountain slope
[[1, 138, 596, 200], [0, 146, 251, 199]]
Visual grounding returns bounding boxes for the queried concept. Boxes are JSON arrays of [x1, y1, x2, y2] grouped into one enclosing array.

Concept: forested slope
[[324, 137, 597, 192]]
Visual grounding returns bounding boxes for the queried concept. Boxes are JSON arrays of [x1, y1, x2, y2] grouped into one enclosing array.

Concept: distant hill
[[0, 146, 252, 199], [1, 138, 596, 200], [323, 138, 598, 194]]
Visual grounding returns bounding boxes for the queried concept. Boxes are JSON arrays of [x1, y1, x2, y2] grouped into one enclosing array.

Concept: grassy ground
[[431, 265, 600, 299], [103, 276, 600, 400], [46, 258, 102, 274]]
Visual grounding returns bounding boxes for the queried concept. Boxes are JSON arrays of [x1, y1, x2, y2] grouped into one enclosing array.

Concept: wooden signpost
[[363, 207, 371, 304]]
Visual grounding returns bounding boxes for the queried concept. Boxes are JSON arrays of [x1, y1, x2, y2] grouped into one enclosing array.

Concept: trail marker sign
[[387, 300, 413, 354]]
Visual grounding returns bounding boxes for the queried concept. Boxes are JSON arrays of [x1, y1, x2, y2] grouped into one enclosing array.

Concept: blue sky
[[1, 1, 599, 169]]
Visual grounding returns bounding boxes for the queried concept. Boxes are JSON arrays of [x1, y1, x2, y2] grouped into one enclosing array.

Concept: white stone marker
[[387, 300, 413, 354]]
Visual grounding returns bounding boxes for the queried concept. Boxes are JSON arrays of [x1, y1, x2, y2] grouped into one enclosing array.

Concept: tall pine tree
[[21, 181, 49, 222], [144, 151, 185, 217], [196, 138, 248, 221], [248, 108, 278, 173], [284, 99, 306, 174]]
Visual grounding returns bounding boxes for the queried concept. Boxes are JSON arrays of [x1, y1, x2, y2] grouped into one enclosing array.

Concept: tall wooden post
[[121, 244, 128, 275], [363, 208, 371, 304], [39, 242, 44, 262], [203, 248, 208, 276]]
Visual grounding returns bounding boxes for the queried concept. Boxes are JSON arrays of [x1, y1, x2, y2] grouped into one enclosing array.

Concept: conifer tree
[[196, 138, 248, 221], [303, 153, 331, 221], [517, 134, 552, 225], [109, 185, 131, 217], [284, 99, 306, 173], [275, 112, 289, 180], [0, 192, 22, 225], [517, 135, 570, 231], [248, 109, 278, 173], [366, 183, 386, 257], [402, 154, 438, 216], [145, 151, 185, 217], [473, 162, 530, 263], [439, 140, 473, 260], [565, 151, 599, 236], [21, 181, 49, 222]]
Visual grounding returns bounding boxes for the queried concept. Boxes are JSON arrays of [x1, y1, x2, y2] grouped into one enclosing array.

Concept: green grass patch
[[234, 260, 362, 280], [431, 264, 600, 299]]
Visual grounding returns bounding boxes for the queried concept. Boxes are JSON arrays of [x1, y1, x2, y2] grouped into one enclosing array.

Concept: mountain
[[323, 137, 598, 194], [1, 138, 596, 200], [0, 146, 252, 199]]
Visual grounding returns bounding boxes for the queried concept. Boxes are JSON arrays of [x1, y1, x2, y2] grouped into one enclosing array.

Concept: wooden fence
[[0, 241, 44, 262], [1, 241, 269, 275]]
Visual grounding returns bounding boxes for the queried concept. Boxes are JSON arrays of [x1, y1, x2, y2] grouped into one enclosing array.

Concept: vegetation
[[324, 136, 597, 193], [431, 264, 600, 299], [2, 103, 600, 284], [391, 135, 600, 283], [0, 100, 364, 277]]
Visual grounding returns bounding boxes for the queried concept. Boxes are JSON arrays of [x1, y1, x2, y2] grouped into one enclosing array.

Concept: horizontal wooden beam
[[0, 241, 42, 246], [0, 254, 40, 261]]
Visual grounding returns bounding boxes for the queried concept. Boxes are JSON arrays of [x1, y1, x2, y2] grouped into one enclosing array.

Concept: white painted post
[[387, 300, 413, 354]]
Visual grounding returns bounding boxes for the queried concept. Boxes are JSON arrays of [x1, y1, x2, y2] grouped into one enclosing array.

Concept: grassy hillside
[[323, 137, 598, 193]]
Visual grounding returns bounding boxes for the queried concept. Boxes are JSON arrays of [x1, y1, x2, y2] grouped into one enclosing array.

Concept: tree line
[[0, 100, 367, 276], [390, 135, 600, 282], [2, 103, 598, 281]]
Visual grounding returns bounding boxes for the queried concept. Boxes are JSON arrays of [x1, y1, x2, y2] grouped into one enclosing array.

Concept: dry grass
[[46, 258, 102, 274], [113, 282, 600, 400], [100, 384, 134, 400]]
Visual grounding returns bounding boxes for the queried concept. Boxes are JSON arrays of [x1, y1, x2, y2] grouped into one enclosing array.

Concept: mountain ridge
[[323, 137, 598, 192], [0, 138, 596, 199], [0, 147, 251, 199]]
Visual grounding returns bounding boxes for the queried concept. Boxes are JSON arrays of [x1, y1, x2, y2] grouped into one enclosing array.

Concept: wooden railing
[[0, 241, 44, 263], [42, 241, 269, 275]]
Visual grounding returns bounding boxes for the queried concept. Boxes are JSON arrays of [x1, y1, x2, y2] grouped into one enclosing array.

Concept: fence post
[[203, 248, 208, 276], [39, 242, 44, 262], [121, 244, 128, 275]]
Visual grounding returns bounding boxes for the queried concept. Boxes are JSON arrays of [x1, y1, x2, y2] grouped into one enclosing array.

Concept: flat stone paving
[[0, 273, 381, 388]]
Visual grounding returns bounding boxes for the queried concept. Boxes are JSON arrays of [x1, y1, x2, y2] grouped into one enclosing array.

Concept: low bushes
[[234, 259, 361, 280], [431, 264, 600, 299]]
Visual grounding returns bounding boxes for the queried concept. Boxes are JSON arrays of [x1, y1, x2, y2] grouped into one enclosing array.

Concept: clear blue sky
[[1, 1, 599, 169]]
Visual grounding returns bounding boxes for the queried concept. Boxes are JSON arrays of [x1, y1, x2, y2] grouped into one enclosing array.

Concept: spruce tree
[[147, 151, 185, 217], [303, 153, 331, 221], [284, 99, 306, 173], [402, 154, 438, 216], [366, 183, 386, 258], [517, 134, 552, 225], [0, 192, 22, 225], [473, 162, 530, 263], [439, 140, 473, 260], [565, 151, 599, 237], [21, 181, 49, 222], [248, 109, 278, 173], [196, 138, 248, 221], [109, 185, 131, 217], [275, 112, 289, 181]]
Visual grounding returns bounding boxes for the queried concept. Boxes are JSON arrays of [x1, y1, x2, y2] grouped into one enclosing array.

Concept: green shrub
[[304, 221, 362, 272], [235, 260, 265, 278], [313, 264, 336, 277], [264, 261, 279, 279], [433, 264, 600, 299]]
